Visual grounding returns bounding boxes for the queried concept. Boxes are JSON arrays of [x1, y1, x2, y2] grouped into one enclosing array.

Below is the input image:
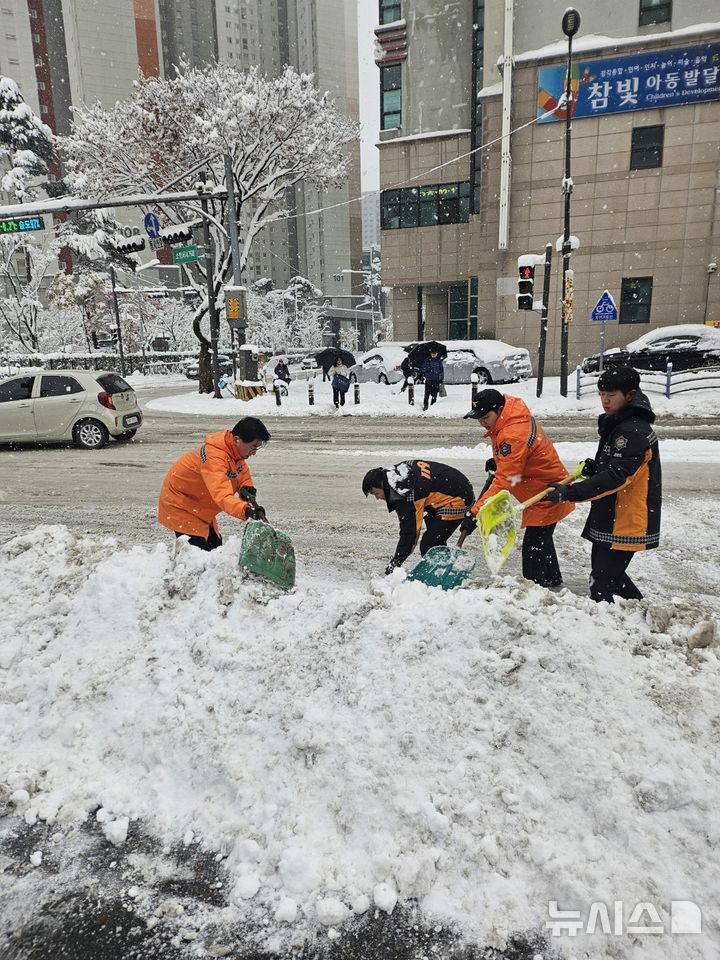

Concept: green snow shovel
[[407, 529, 476, 590], [238, 519, 296, 590], [477, 462, 586, 575]]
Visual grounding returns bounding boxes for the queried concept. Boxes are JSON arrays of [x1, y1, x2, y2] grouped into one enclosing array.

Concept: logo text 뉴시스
[[546, 900, 702, 937]]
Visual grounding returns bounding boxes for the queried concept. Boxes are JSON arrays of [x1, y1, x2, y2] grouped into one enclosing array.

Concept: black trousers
[[521, 523, 562, 588], [333, 388, 346, 406], [175, 526, 223, 551], [419, 516, 463, 555], [589, 544, 643, 603], [423, 381, 440, 409]]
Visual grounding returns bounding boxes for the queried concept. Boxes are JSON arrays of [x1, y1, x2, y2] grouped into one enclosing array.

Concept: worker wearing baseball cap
[[460, 390, 574, 588]]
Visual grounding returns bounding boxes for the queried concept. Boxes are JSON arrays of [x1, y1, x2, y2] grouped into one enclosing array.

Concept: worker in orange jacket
[[158, 416, 270, 551], [459, 390, 574, 588]]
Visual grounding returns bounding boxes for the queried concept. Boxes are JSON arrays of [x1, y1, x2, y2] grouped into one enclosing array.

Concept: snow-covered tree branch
[[0, 76, 54, 200]]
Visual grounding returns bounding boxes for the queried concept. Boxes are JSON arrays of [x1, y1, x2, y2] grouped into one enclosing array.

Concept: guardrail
[[575, 363, 720, 399]]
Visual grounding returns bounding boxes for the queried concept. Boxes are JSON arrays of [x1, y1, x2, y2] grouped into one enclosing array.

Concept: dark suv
[[184, 355, 233, 380], [582, 325, 720, 374]]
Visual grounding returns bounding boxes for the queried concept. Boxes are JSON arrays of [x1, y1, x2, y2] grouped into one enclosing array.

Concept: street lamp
[[560, 7, 580, 397]]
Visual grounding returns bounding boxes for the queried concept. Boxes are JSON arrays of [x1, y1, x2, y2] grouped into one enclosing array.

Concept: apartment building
[[375, 0, 720, 373]]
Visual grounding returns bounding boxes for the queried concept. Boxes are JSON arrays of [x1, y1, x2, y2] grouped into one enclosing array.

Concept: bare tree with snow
[[58, 63, 359, 391], [0, 236, 60, 351]]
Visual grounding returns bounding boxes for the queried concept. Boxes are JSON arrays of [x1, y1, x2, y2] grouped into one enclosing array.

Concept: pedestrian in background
[[542, 366, 661, 603], [421, 348, 444, 411], [328, 355, 351, 409], [460, 389, 574, 588], [274, 357, 291, 385]]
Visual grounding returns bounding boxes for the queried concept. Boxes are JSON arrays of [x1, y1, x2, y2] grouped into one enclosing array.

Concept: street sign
[[149, 236, 165, 251], [591, 290, 618, 322], [0, 215, 45, 234], [144, 212, 161, 238], [172, 244, 198, 265]]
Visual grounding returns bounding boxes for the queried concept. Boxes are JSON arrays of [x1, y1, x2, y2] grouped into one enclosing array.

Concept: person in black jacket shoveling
[[363, 460, 475, 575], [543, 365, 661, 603]]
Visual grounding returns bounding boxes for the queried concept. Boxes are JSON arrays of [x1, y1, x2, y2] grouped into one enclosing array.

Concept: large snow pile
[[2, 526, 719, 958]]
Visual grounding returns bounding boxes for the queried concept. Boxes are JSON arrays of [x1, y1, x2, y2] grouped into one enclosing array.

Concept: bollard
[[308, 380, 314, 406], [575, 365, 582, 401], [470, 372, 479, 405], [665, 361, 672, 399], [273, 379, 282, 406], [354, 381, 360, 404], [407, 376, 415, 406]]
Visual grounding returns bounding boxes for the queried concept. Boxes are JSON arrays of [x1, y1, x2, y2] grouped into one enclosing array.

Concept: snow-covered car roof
[[625, 324, 720, 351], [354, 346, 407, 364], [443, 339, 530, 361]]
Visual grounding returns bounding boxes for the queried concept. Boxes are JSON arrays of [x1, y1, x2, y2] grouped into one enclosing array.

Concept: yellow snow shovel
[[477, 462, 586, 574]]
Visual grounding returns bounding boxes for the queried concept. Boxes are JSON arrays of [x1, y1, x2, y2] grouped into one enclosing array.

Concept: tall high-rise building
[[215, 0, 362, 297], [158, 0, 218, 75], [375, 0, 720, 372]]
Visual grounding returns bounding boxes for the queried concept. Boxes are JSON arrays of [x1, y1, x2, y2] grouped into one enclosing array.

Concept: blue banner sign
[[0, 215, 46, 234], [537, 42, 720, 123]]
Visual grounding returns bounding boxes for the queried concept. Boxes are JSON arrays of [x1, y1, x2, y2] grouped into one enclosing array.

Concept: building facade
[[376, 0, 720, 373]]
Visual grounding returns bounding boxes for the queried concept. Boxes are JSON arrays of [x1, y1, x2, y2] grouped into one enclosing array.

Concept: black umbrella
[[404, 340, 448, 368], [314, 348, 356, 371]]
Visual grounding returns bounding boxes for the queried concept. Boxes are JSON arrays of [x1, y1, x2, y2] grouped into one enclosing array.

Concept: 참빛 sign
[[537, 42, 720, 123]]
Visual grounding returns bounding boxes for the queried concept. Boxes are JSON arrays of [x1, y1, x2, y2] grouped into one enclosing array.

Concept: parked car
[[348, 347, 407, 384], [404, 340, 532, 385], [581, 324, 720, 374], [0, 369, 143, 449], [301, 355, 318, 370], [184, 354, 233, 379]]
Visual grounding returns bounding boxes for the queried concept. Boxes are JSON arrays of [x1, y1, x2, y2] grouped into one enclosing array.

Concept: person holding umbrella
[[328, 354, 351, 409], [420, 347, 445, 411]]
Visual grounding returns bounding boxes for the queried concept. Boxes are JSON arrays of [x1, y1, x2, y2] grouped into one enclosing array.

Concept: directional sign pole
[[599, 321, 606, 373]]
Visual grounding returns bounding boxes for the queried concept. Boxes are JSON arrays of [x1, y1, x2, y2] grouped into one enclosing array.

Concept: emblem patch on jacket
[[499, 442, 512, 456], [614, 436, 627, 450]]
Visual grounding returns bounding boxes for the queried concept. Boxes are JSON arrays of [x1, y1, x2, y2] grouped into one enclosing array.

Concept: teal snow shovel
[[407, 529, 476, 590], [238, 519, 296, 590]]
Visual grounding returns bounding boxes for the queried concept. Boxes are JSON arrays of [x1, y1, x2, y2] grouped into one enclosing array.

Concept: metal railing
[[576, 362, 720, 399]]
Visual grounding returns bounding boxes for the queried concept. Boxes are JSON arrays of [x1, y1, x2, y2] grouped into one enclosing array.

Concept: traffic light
[[517, 264, 535, 310], [115, 235, 146, 255], [160, 222, 193, 245]]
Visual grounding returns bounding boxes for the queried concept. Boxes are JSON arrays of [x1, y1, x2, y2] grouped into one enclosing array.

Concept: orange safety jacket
[[470, 395, 575, 528], [158, 430, 255, 537]]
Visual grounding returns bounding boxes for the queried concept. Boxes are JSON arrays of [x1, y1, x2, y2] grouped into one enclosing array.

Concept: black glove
[[459, 511, 477, 536], [245, 504, 267, 521], [484, 458, 497, 474], [580, 458, 595, 478], [385, 560, 399, 576], [543, 484, 572, 504], [239, 485, 258, 501]]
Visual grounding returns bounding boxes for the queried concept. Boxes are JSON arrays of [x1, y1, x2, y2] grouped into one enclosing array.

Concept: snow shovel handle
[[518, 468, 580, 511]]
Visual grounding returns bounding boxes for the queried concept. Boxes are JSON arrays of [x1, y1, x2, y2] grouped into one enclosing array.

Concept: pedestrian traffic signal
[[517, 264, 535, 310], [115, 235, 146, 255], [160, 223, 194, 245]]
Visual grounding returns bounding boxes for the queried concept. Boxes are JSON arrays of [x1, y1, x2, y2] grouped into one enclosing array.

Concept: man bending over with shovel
[[158, 416, 270, 551], [363, 460, 475, 575], [541, 366, 661, 603], [459, 390, 574, 587]]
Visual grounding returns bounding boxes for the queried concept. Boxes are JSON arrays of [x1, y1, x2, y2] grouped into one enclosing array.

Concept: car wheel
[[73, 419, 110, 450], [113, 430, 137, 442], [474, 367, 492, 385], [378, 373, 389, 385]]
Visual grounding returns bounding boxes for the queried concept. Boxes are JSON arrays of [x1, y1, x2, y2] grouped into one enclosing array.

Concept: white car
[[0, 368, 143, 449], [348, 347, 407, 384], [406, 340, 532, 385]]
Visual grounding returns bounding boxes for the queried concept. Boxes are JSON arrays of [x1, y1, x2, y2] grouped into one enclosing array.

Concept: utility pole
[[559, 8, 581, 397], [224, 153, 246, 380], [536, 243, 553, 397], [109, 265, 126, 378], [200, 192, 221, 399]]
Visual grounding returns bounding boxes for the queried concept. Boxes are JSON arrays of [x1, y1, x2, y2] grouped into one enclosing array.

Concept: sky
[[357, 4, 380, 193]]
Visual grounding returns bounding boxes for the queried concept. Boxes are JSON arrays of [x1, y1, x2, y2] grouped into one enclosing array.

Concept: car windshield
[[97, 373, 132, 393]]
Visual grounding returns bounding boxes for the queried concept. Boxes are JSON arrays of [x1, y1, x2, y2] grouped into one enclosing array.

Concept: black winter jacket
[[566, 390, 661, 551]]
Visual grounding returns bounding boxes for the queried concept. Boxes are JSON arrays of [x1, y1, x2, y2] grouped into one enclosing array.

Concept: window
[[31, 32, 39, 42], [639, 0, 671, 25], [448, 284, 469, 339], [630, 125, 663, 169], [29, 7, 37, 14], [382, 182, 471, 230], [0, 377, 34, 402], [620, 277, 653, 324], [96, 373, 131, 393], [40, 104, 48, 114], [380, 64, 401, 130], [39, 375, 83, 398], [379, 0, 401, 24]]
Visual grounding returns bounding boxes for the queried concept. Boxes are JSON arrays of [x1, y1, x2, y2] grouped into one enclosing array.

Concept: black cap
[[597, 365, 640, 393], [464, 388, 505, 420]]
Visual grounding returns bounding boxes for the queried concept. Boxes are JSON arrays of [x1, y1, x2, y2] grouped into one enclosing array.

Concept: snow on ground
[[2, 524, 719, 958], [143, 376, 720, 421]]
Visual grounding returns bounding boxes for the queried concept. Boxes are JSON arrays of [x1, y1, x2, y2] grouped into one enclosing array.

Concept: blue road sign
[[591, 290, 618, 322], [144, 212, 160, 238]]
